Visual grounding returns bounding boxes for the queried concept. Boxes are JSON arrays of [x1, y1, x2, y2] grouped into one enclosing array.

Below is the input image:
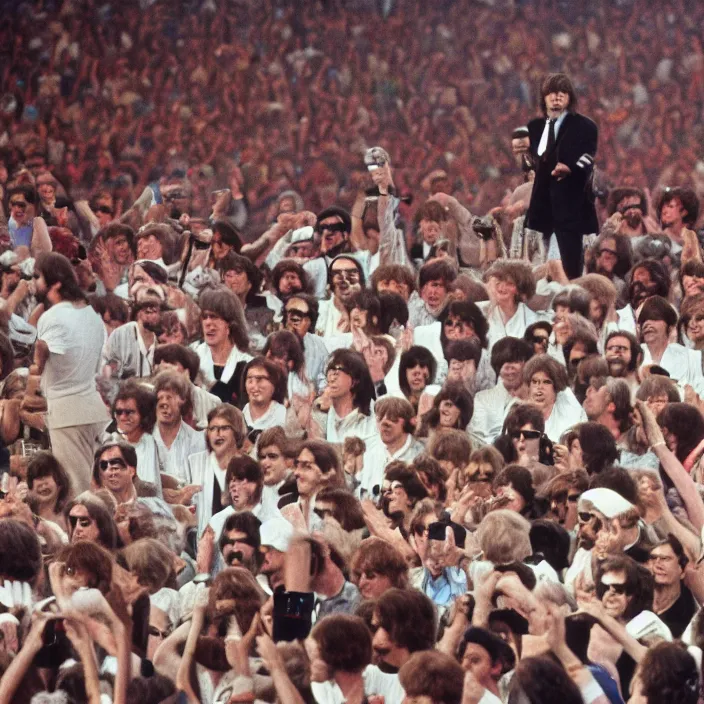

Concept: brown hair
[[351, 537, 409, 590], [311, 615, 372, 674], [399, 651, 465, 704], [56, 541, 113, 594], [153, 369, 193, 421], [205, 404, 247, 452], [121, 538, 176, 594]]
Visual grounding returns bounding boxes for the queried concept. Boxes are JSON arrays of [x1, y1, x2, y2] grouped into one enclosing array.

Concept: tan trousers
[[49, 421, 105, 497]]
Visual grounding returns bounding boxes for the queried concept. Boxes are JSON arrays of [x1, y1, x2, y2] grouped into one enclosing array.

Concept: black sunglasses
[[317, 222, 347, 234], [530, 335, 549, 345], [99, 457, 127, 471], [285, 309, 310, 321], [510, 429, 541, 441], [596, 581, 628, 598], [96, 205, 114, 215]]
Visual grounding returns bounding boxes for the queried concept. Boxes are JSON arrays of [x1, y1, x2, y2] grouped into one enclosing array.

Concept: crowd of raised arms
[[4, 0, 704, 703]]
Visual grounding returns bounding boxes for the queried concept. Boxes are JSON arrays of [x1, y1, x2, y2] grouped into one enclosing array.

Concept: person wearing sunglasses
[[63, 492, 120, 550], [108, 381, 163, 497], [91, 442, 141, 506], [315, 254, 364, 337], [524, 320, 552, 357], [5, 184, 52, 255], [591, 554, 662, 695], [282, 293, 328, 393]]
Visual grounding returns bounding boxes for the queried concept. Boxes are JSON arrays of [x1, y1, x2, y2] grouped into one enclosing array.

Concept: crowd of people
[[2, 1, 704, 704]]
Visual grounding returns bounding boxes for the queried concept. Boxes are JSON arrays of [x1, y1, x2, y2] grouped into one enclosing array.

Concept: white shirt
[[358, 433, 425, 499], [243, 401, 287, 431], [312, 666, 405, 704], [480, 301, 538, 352], [130, 432, 163, 497], [103, 321, 156, 378], [315, 299, 346, 337], [537, 111, 568, 156], [193, 341, 252, 387], [544, 388, 587, 443], [38, 301, 110, 429], [154, 421, 206, 482], [641, 342, 704, 396], [469, 380, 519, 445], [326, 405, 379, 445]]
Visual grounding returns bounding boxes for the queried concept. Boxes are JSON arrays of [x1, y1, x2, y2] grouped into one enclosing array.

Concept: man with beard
[[217, 511, 262, 575], [103, 295, 163, 379], [31, 252, 111, 494], [604, 187, 658, 239], [604, 331, 641, 396], [316, 255, 364, 336], [616, 259, 671, 334], [585, 231, 633, 296], [639, 296, 704, 395]]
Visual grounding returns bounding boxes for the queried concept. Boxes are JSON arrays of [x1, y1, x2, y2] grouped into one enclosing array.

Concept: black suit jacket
[[525, 112, 599, 237]]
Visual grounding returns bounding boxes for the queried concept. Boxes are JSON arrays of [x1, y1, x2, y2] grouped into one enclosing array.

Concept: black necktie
[[546, 118, 556, 154]]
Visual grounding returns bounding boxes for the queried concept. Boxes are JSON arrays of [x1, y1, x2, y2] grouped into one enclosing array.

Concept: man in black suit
[[526, 73, 598, 279]]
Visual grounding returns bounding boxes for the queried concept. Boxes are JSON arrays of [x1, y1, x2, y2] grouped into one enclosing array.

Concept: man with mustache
[[217, 511, 262, 574], [639, 296, 704, 395], [315, 255, 364, 336], [616, 259, 671, 335], [103, 295, 163, 379], [604, 331, 640, 396], [604, 187, 658, 238]]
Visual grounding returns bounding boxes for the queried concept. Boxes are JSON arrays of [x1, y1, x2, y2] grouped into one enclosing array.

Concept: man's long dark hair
[[35, 252, 86, 302], [539, 73, 577, 115]]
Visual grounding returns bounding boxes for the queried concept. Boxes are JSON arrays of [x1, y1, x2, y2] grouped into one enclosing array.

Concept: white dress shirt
[[358, 433, 425, 499], [154, 421, 206, 483], [469, 380, 519, 445], [544, 388, 588, 443]]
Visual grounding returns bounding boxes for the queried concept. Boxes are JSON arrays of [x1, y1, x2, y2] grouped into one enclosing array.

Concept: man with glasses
[[103, 295, 163, 379], [283, 293, 328, 392], [92, 442, 139, 506], [301, 206, 359, 299], [524, 321, 552, 357], [316, 255, 364, 336]]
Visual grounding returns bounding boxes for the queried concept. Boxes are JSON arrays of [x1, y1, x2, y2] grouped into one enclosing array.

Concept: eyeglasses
[[114, 408, 136, 417], [326, 364, 350, 377], [318, 222, 347, 234], [331, 268, 360, 281], [578, 511, 595, 523], [606, 344, 629, 354], [596, 580, 628, 598], [285, 309, 310, 322], [99, 457, 128, 472], [509, 429, 542, 441], [208, 424, 234, 434], [9, 200, 27, 208], [68, 514, 94, 528]]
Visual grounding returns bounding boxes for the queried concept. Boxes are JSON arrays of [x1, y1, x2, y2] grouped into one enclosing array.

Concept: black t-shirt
[[658, 584, 697, 639]]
